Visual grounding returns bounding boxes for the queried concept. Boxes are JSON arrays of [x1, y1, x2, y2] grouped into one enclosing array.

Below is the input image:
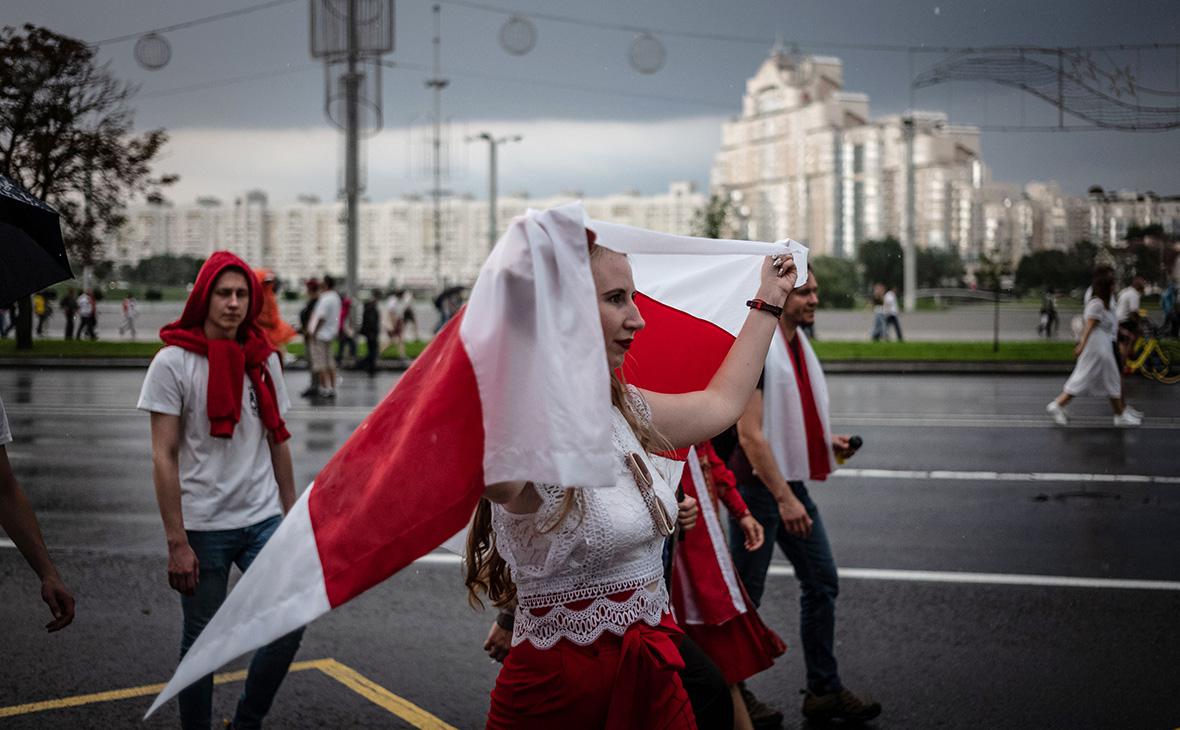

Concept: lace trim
[[516, 562, 665, 609], [512, 583, 669, 649]]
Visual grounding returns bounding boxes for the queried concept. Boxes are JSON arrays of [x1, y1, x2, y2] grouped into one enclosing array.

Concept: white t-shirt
[[77, 293, 94, 317], [137, 346, 290, 531], [1115, 287, 1141, 323], [0, 394, 12, 446], [310, 289, 342, 342], [883, 290, 899, 316]]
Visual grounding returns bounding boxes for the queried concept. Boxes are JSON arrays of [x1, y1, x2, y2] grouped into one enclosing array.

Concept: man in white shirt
[[308, 274, 342, 398], [139, 251, 301, 729], [0, 393, 75, 633], [1115, 275, 1146, 367], [76, 288, 97, 340], [883, 286, 903, 341]]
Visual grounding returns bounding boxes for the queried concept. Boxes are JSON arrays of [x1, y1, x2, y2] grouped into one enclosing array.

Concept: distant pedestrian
[[335, 293, 357, 369], [883, 286, 903, 341], [0, 306, 13, 337], [253, 269, 298, 352], [1038, 288, 1058, 338], [1047, 270, 1142, 427], [61, 289, 78, 340], [34, 292, 53, 336], [0, 392, 76, 633], [308, 275, 342, 398], [385, 289, 409, 360], [358, 289, 381, 376], [137, 251, 303, 729], [76, 289, 97, 340], [1163, 281, 1179, 338], [869, 283, 886, 341], [119, 293, 139, 340], [299, 279, 320, 398]]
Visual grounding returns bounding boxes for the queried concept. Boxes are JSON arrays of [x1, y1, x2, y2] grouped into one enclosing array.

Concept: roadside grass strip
[[0, 658, 457, 728], [811, 340, 1075, 362]]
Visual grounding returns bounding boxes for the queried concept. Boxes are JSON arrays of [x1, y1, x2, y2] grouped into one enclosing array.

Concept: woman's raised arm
[[641, 255, 797, 449]]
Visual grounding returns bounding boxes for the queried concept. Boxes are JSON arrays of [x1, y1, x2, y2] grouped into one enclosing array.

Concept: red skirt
[[487, 612, 698, 730], [682, 589, 786, 685]]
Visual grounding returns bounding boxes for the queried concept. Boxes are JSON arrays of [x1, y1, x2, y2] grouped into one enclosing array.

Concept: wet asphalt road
[[1, 367, 1178, 729]]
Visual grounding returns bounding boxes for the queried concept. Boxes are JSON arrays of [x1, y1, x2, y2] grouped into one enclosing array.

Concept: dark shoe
[[801, 687, 881, 723], [300, 386, 318, 398], [739, 681, 784, 727]]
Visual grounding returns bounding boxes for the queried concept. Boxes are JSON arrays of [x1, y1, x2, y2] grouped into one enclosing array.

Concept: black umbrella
[[0, 173, 74, 307]]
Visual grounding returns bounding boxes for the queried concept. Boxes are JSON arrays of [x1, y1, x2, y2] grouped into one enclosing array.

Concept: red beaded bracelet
[[746, 299, 783, 318]]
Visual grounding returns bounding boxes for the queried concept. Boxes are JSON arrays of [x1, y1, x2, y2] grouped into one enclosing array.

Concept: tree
[[809, 256, 858, 309], [917, 248, 965, 289], [122, 254, 206, 287], [1014, 240, 1101, 294], [0, 24, 174, 348], [692, 194, 732, 239], [856, 237, 903, 292]]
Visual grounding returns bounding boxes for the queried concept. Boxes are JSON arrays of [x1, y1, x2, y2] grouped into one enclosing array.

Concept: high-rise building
[[711, 49, 984, 259], [107, 183, 706, 288]]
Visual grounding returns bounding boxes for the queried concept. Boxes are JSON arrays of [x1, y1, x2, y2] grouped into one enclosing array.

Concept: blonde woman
[[467, 231, 798, 729]]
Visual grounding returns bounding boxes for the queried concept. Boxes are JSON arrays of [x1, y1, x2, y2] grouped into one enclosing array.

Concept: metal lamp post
[[467, 132, 522, 252]]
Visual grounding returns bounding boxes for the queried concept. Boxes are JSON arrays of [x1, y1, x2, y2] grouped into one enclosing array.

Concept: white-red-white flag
[[146, 202, 805, 717]]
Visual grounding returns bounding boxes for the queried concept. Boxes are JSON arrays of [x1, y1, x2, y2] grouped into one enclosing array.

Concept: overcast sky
[[8, 0, 1180, 205]]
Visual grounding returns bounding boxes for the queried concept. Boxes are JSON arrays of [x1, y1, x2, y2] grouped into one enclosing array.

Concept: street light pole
[[903, 114, 917, 312], [467, 132, 521, 252]]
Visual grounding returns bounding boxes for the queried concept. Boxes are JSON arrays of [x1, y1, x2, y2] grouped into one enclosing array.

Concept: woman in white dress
[[466, 233, 798, 729], [1047, 270, 1142, 427]]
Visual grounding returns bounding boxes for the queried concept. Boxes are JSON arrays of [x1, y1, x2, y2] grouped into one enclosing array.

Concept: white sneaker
[[1046, 401, 1069, 426], [1124, 405, 1143, 419], [1113, 411, 1142, 427]]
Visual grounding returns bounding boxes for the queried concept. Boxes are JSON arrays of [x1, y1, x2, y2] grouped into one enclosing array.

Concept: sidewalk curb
[[1, 356, 1071, 375]]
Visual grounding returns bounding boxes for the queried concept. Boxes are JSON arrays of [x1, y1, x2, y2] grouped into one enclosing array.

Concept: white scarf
[[761, 328, 835, 481]]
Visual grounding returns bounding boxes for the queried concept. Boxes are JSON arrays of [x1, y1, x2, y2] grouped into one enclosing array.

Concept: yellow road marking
[[316, 659, 458, 730], [0, 657, 457, 729]]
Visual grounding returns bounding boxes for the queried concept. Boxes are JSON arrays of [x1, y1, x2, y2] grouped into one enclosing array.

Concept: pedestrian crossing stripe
[[0, 658, 457, 728]]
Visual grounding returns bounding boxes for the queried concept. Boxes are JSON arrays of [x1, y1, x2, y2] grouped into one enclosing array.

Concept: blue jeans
[[179, 515, 304, 730], [730, 481, 842, 695]]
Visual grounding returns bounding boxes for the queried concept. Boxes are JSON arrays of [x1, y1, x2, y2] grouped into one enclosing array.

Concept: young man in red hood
[[138, 251, 303, 729]]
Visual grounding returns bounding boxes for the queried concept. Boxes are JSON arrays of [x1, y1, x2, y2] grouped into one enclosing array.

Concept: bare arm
[[641, 257, 797, 449], [268, 436, 296, 514], [735, 390, 813, 538], [0, 446, 75, 631], [150, 412, 200, 595]]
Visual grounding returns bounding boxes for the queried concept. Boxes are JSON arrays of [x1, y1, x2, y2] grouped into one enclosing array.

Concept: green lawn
[[810, 340, 1075, 361]]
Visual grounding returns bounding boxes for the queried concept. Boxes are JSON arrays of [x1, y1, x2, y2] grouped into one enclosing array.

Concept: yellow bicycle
[[1127, 319, 1180, 384]]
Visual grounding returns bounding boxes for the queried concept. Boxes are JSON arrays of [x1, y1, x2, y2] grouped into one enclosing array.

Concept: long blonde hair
[[465, 237, 672, 609]]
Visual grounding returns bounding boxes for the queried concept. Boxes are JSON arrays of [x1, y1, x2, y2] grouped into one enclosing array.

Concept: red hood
[[162, 251, 262, 341]]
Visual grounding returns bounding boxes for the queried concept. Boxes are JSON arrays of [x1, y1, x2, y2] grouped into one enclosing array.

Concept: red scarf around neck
[[159, 251, 291, 444]]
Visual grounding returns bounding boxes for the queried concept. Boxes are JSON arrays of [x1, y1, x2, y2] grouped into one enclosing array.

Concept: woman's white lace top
[[491, 386, 679, 649]]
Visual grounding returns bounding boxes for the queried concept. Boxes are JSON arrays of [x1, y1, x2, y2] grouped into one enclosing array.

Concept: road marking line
[[0, 658, 456, 728], [835, 468, 1180, 485], [316, 658, 457, 729], [0, 538, 14, 549], [789, 567, 1180, 592], [412, 552, 1180, 591]]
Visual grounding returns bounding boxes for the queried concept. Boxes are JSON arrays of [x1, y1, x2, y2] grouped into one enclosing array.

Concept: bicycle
[[1127, 316, 1180, 384]]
